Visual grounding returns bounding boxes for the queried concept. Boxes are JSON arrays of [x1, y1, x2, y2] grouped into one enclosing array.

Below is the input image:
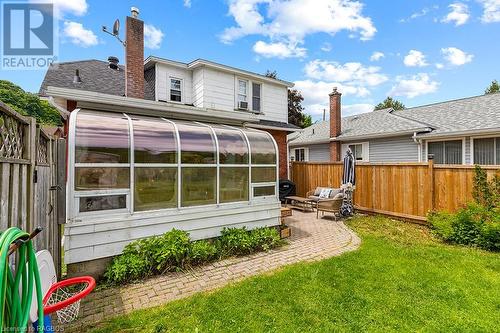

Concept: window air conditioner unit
[[238, 101, 248, 110]]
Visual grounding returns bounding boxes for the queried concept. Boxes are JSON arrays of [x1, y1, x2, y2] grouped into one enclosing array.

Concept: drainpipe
[[412, 132, 422, 162]]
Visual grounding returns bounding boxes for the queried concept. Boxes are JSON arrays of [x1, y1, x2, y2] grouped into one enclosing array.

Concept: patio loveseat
[[306, 187, 344, 219]]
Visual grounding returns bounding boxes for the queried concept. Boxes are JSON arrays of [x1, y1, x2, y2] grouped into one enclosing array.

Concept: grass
[[89, 215, 500, 333]]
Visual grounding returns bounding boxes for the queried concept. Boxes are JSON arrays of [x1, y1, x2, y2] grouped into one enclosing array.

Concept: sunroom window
[[70, 110, 278, 217], [428, 140, 462, 164]]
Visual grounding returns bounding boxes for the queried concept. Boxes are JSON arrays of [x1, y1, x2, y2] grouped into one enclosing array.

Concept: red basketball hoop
[[43, 276, 96, 323]]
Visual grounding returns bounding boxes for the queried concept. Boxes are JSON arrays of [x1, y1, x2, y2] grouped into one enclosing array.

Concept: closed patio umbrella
[[341, 148, 355, 216]]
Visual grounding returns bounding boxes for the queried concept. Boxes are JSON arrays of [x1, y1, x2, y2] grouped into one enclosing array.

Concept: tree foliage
[[374, 97, 406, 111], [0, 80, 61, 125], [484, 80, 499, 94], [265, 70, 311, 128]]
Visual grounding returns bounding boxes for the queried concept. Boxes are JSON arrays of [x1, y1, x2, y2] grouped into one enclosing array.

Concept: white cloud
[[435, 63, 444, 69], [370, 51, 384, 61], [144, 24, 164, 49], [403, 50, 428, 67], [293, 80, 372, 117], [399, 6, 439, 23], [220, 0, 376, 57], [442, 3, 470, 26], [253, 40, 306, 58], [478, 0, 500, 23], [441, 47, 473, 66], [343, 103, 374, 116], [304, 59, 388, 87], [63, 21, 98, 47], [389, 73, 439, 98], [183, 0, 192, 8], [477, 0, 500, 23], [321, 42, 332, 52], [30, 0, 88, 17]]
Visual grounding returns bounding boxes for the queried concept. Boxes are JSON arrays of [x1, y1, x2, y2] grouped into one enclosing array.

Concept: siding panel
[[369, 136, 419, 162], [308, 144, 330, 162]]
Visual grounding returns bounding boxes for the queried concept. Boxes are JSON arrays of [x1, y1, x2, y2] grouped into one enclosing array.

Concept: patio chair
[[316, 198, 343, 220]]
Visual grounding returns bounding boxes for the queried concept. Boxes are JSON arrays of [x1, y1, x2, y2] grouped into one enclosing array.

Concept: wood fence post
[[428, 154, 435, 212], [27, 117, 37, 232]]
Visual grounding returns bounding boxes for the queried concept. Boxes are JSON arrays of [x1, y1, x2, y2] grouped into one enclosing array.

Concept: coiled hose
[[0, 227, 44, 331]]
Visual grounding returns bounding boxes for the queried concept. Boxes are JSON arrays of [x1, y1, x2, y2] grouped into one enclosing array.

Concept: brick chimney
[[125, 7, 144, 99], [329, 87, 342, 161]]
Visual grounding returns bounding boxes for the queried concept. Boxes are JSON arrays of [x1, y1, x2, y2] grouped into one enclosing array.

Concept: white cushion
[[319, 188, 332, 199]]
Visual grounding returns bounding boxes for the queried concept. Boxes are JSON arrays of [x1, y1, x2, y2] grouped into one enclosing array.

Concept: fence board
[[291, 161, 499, 221]]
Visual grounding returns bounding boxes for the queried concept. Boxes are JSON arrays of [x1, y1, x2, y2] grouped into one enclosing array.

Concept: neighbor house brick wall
[[125, 15, 144, 99], [329, 88, 342, 162], [266, 129, 288, 179]]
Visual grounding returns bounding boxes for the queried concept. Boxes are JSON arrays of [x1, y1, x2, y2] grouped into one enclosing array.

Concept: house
[[39, 7, 298, 277], [289, 88, 500, 165]]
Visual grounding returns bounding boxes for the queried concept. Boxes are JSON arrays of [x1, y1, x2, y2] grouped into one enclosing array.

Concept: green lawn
[[90, 215, 500, 333]]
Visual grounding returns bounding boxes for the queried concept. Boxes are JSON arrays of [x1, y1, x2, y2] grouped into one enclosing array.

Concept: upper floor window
[[428, 140, 462, 164], [252, 83, 261, 112], [238, 80, 247, 103], [473, 137, 500, 165], [170, 78, 182, 102]]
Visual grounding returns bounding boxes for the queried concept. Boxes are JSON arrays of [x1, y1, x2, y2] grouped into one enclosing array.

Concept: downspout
[[412, 132, 423, 162]]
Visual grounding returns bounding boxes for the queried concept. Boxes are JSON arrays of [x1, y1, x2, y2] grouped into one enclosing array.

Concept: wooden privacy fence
[[291, 161, 500, 222], [0, 101, 65, 277]]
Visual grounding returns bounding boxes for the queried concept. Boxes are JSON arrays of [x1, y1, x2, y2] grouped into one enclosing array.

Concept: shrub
[[189, 240, 218, 265], [105, 226, 285, 284], [218, 227, 254, 255], [429, 203, 500, 251]]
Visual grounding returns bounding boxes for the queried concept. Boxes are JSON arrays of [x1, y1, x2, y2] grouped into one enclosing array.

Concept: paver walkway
[[66, 210, 361, 331]]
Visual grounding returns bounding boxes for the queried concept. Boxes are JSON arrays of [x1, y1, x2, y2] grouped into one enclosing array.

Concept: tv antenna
[[102, 19, 125, 47]]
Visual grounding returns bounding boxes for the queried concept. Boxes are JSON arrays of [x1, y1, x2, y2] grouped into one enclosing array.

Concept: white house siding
[[202, 68, 235, 111], [308, 144, 330, 161], [261, 83, 288, 122], [64, 200, 281, 264], [156, 63, 193, 104], [192, 67, 204, 107]]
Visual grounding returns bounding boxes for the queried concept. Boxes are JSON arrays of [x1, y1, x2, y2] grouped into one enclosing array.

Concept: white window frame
[[471, 135, 500, 165], [425, 138, 465, 164], [169, 77, 183, 103], [236, 78, 248, 105], [341, 142, 369, 162], [291, 147, 309, 162]]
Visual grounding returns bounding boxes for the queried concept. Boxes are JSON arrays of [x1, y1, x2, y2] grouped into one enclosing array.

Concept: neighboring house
[[38, 8, 298, 277], [289, 88, 500, 165]]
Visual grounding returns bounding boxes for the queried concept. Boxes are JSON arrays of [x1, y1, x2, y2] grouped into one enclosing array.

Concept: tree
[[485, 80, 499, 94], [265, 70, 278, 79], [265, 70, 310, 128], [374, 97, 406, 111], [0, 80, 61, 125]]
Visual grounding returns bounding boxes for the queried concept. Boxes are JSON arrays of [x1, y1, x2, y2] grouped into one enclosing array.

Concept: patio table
[[284, 196, 315, 212]]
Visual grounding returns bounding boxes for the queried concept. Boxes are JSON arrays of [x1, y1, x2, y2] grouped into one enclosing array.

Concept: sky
[[1, 0, 500, 121]]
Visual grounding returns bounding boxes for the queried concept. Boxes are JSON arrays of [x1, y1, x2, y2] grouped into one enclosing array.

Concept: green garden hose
[[0, 227, 44, 332]]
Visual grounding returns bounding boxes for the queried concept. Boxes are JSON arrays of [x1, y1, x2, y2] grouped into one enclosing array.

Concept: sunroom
[[65, 108, 280, 271]]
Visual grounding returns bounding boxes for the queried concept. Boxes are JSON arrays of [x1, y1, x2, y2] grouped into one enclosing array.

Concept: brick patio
[[65, 210, 361, 331]]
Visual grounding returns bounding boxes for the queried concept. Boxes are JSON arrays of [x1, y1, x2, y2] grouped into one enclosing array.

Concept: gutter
[[415, 128, 500, 139], [247, 123, 301, 132], [330, 128, 432, 141], [412, 131, 423, 162]]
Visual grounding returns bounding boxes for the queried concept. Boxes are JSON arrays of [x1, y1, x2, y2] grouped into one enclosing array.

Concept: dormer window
[[170, 78, 182, 102]]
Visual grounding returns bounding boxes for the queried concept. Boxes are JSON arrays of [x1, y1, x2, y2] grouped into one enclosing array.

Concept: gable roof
[[394, 92, 500, 137], [39, 60, 125, 97], [288, 92, 500, 145]]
